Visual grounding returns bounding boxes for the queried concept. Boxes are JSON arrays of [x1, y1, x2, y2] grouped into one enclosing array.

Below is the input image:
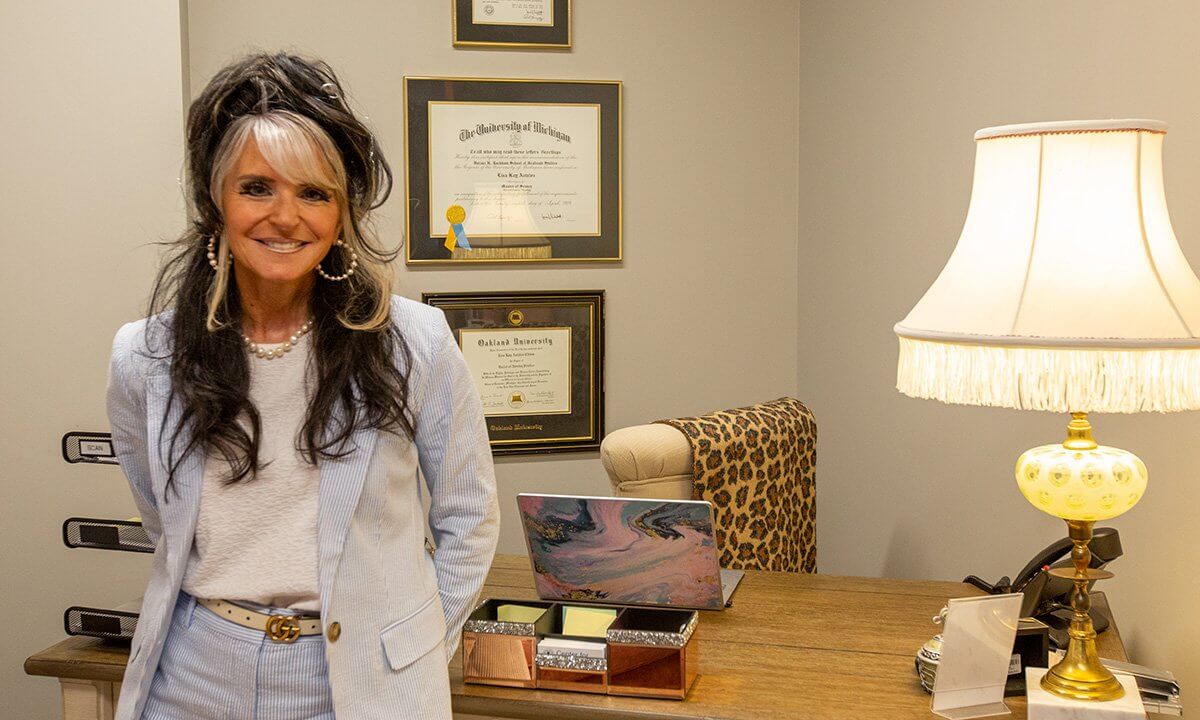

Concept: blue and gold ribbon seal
[[445, 205, 471, 252]]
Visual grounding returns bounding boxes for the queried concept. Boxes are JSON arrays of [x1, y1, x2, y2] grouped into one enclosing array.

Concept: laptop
[[516, 493, 745, 610]]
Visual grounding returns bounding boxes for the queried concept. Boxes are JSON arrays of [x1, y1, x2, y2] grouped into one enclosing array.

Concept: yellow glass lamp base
[[1014, 413, 1148, 703]]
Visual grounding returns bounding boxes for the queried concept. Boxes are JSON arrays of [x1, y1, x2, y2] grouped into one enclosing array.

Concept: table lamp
[[895, 119, 1200, 701]]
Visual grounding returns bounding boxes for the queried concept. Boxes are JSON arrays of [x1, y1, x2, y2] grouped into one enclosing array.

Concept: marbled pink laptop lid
[[518, 494, 724, 609]]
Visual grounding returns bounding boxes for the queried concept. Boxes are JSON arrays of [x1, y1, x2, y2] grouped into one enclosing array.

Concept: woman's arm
[[106, 322, 162, 545], [413, 319, 500, 660]]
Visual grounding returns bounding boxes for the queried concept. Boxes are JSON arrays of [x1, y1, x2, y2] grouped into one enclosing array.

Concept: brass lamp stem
[[1063, 412, 1098, 450], [1040, 519, 1125, 700]]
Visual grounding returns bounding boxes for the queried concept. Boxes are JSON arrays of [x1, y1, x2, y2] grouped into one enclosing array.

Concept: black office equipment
[[963, 527, 1122, 649]]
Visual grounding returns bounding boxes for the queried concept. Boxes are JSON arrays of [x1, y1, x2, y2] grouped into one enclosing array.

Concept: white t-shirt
[[181, 333, 321, 611]]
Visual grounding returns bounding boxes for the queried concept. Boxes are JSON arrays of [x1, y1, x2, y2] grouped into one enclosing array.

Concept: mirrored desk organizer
[[463, 599, 700, 700]]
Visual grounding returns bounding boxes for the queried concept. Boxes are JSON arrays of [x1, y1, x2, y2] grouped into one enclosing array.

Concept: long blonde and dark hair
[[146, 52, 413, 487]]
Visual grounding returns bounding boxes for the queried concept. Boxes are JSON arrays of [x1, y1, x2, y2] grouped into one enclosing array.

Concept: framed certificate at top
[[452, 0, 571, 49], [404, 76, 622, 264]]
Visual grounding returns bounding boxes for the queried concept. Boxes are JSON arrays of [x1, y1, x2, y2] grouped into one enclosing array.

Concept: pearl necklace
[[243, 317, 315, 360]]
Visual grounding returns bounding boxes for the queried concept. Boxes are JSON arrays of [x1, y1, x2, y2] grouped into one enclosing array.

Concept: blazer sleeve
[[106, 323, 163, 545], [412, 316, 500, 660]]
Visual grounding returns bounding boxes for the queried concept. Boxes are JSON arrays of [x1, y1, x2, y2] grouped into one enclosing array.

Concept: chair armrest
[[600, 423, 693, 500]]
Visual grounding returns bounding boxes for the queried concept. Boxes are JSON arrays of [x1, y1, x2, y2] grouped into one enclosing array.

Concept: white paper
[[472, 0, 553, 27], [459, 327, 572, 417], [537, 637, 606, 658], [932, 593, 1022, 719], [428, 101, 600, 238]]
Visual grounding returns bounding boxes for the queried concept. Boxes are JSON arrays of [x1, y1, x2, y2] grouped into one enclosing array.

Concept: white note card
[[931, 593, 1023, 720]]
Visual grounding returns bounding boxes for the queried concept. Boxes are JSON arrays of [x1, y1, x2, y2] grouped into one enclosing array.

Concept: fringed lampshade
[[895, 119, 1200, 702], [896, 119, 1200, 413]]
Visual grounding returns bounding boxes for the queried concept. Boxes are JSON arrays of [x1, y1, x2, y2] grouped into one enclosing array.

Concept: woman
[[106, 53, 499, 719]]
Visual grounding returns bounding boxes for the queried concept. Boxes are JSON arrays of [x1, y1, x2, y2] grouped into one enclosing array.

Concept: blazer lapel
[[145, 374, 204, 569], [317, 419, 379, 611]]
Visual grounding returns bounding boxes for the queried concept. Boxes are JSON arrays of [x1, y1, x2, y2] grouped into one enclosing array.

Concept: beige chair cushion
[[600, 423, 692, 499]]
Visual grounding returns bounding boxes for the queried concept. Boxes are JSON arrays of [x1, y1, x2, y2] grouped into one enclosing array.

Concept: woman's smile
[[255, 238, 309, 254]]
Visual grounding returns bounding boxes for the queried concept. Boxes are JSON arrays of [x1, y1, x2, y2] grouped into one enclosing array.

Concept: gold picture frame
[[452, 0, 572, 49], [422, 290, 605, 455], [404, 76, 622, 264]]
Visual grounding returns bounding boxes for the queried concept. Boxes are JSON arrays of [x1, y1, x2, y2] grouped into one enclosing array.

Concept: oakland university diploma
[[427, 102, 600, 238], [459, 327, 572, 417]]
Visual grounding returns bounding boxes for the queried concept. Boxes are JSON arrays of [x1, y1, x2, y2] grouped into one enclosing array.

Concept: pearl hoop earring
[[316, 239, 358, 281], [206, 235, 225, 270]]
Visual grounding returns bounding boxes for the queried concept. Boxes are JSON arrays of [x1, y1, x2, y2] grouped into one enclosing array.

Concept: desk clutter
[[916, 602, 1183, 717], [463, 598, 699, 700], [916, 616, 1050, 697]]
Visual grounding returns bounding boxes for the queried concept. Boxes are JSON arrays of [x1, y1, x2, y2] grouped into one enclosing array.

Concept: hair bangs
[[210, 111, 346, 210], [251, 112, 346, 196]]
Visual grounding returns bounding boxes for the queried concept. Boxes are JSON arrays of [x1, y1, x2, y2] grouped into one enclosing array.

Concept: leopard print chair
[[600, 398, 816, 573]]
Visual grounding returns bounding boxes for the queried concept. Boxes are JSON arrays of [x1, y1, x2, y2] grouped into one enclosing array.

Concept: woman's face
[[220, 136, 341, 290]]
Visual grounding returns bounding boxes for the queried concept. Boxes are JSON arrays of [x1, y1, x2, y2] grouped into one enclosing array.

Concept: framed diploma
[[452, 0, 571, 49], [404, 77, 622, 264], [422, 290, 604, 455]]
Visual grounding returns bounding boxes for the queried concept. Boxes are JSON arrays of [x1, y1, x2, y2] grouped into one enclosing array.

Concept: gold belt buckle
[[265, 615, 302, 644]]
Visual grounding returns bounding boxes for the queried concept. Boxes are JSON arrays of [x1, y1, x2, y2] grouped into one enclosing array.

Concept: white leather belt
[[197, 598, 322, 643]]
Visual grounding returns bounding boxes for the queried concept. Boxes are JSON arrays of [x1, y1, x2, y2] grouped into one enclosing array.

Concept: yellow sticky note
[[496, 604, 546, 623], [562, 606, 617, 638]]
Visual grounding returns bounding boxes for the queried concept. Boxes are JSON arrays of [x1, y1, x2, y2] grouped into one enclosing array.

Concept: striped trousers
[[140, 593, 334, 720]]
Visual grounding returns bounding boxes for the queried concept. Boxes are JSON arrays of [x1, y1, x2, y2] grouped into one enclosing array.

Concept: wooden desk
[[26, 554, 1137, 720]]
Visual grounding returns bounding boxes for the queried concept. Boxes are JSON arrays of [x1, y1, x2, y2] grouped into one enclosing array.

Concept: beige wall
[[0, 2, 187, 717], [186, 0, 802, 556], [799, 0, 1200, 698]]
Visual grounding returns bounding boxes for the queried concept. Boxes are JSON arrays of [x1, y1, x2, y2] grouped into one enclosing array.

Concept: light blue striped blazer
[[106, 296, 499, 719]]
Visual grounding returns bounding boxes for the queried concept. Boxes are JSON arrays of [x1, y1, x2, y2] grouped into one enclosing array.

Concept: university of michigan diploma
[[427, 101, 601, 239]]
